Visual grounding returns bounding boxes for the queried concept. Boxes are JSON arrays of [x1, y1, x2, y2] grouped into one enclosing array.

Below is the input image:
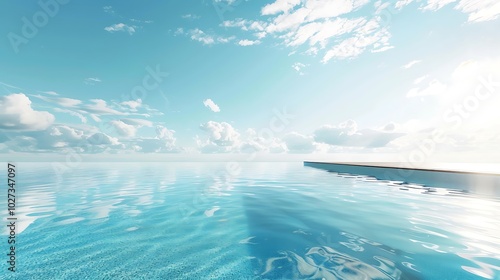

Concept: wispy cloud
[[203, 99, 221, 112], [104, 23, 136, 35], [130, 18, 153, 24], [181, 14, 200, 20], [103, 6, 116, 15], [187, 29, 234, 45], [397, 0, 500, 22], [217, 0, 394, 63], [84, 77, 102, 85], [402, 60, 422, 69], [407, 79, 447, 97], [0, 81, 23, 91], [39, 91, 59, 96], [32, 94, 82, 107], [53, 108, 87, 123], [119, 118, 153, 127], [120, 99, 142, 111], [292, 62, 306, 75]]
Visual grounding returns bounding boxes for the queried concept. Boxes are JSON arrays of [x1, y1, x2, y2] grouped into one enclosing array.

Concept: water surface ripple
[[1, 162, 499, 279]]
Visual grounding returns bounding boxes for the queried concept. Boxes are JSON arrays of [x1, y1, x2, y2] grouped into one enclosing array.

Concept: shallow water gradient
[[1, 162, 499, 280]]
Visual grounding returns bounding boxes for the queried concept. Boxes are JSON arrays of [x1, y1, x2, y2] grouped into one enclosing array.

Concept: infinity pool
[[2, 162, 499, 279]]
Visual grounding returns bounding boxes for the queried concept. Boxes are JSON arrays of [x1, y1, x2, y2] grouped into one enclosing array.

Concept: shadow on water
[[242, 188, 422, 280]]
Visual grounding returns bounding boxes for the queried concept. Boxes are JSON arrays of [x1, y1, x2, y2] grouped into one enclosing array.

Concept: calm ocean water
[[1, 162, 499, 280]]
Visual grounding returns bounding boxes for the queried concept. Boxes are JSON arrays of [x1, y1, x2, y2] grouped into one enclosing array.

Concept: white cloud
[[190, 29, 214, 45], [109, 120, 137, 137], [84, 77, 102, 84], [0, 81, 23, 90], [213, 0, 237, 4], [407, 79, 447, 97], [181, 14, 200, 20], [413, 75, 429, 85], [222, 19, 247, 29], [372, 45, 394, 53], [1, 124, 124, 153], [322, 25, 392, 62], [135, 125, 178, 153], [103, 6, 115, 14], [222, 19, 268, 32], [188, 29, 234, 45], [292, 62, 306, 75], [418, 0, 500, 22], [422, 0, 457, 10], [53, 108, 87, 123], [395, 0, 414, 9], [314, 120, 404, 147], [121, 99, 142, 111], [119, 118, 153, 127], [455, 0, 500, 22], [80, 99, 127, 115], [255, 32, 267, 39], [203, 99, 221, 112], [402, 60, 422, 69], [261, 0, 302, 15], [40, 91, 58, 96], [238, 39, 261, 46], [283, 132, 317, 153], [104, 23, 136, 35], [287, 18, 364, 47], [174, 28, 184, 35], [200, 121, 240, 147], [130, 19, 153, 24], [0, 94, 55, 131], [33, 94, 82, 107]]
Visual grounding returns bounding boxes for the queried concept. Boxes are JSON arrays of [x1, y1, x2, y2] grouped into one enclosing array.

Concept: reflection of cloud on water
[[2, 184, 56, 235], [262, 246, 403, 280]]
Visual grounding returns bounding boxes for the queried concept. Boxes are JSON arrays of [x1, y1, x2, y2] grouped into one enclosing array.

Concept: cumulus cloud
[[1, 124, 123, 153], [104, 23, 136, 35], [203, 99, 221, 112], [314, 120, 404, 147], [283, 132, 317, 153], [109, 120, 137, 137], [239, 128, 287, 154], [134, 125, 179, 153], [200, 121, 240, 147], [0, 94, 55, 131], [197, 121, 287, 153]]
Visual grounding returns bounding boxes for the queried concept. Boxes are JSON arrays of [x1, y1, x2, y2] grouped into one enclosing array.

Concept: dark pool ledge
[[304, 161, 500, 197]]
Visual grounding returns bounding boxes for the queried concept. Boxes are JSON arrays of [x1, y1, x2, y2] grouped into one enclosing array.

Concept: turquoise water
[[1, 162, 499, 279]]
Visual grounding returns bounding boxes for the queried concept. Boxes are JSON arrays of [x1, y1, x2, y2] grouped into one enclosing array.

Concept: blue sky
[[1, 0, 499, 161]]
